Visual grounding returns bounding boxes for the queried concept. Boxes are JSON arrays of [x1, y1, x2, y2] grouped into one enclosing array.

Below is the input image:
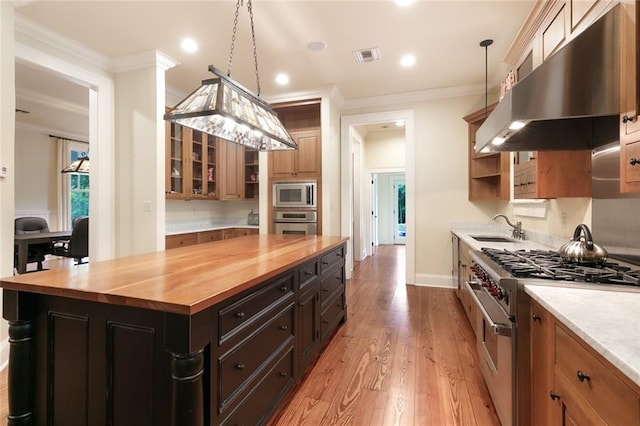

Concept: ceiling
[[13, 0, 535, 139]]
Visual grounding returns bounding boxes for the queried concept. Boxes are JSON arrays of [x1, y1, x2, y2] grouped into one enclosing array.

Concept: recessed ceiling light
[[308, 41, 327, 51], [180, 38, 198, 53], [395, 0, 415, 6], [400, 54, 416, 68], [275, 73, 289, 86]]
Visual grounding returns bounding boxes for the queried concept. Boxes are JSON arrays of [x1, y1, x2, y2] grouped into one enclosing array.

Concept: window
[[69, 148, 89, 225]]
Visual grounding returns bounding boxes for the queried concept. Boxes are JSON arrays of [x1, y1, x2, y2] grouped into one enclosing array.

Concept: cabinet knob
[[532, 314, 541, 322], [576, 370, 591, 382], [622, 114, 635, 123], [279, 372, 288, 377], [279, 325, 288, 331], [549, 391, 560, 400], [235, 363, 245, 370], [280, 285, 288, 292], [630, 158, 640, 166], [235, 312, 245, 318]]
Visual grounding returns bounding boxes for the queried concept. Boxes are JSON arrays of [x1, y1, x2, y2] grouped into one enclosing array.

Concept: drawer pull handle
[[279, 285, 288, 292], [322, 288, 329, 292], [322, 320, 329, 324], [235, 363, 245, 370], [623, 114, 635, 123], [532, 314, 541, 322], [630, 157, 640, 166], [279, 372, 288, 377], [549, 391, 560, 400], [322, 261, 329, 266], [279, 325, 288, 331], [236, 312, 245, 318], [304, 271, 314, 276], [576, 370, 591, 382]]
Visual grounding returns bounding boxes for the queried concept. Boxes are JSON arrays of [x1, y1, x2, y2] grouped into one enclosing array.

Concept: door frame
[[341, 109, 415, 284]]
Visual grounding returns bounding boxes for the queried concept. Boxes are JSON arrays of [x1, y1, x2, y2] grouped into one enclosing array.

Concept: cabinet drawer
[[219, 272, 294, 342], [219, 304, 294, 407], [624, 141, 640, 184], [197, 230, 223, 244], [221, 347, 295, 426], [165, 233, 198, 249], [320, 265, 344, 308], [555, 325, 640, 425], [299, 259, 319, 290], [321, 291, 345, 342], [320, 246, 345, 274]]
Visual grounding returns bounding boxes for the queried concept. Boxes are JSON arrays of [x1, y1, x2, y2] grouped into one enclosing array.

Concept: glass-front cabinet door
[[166, 121, 187, 199], [191, 131, 218, 200]]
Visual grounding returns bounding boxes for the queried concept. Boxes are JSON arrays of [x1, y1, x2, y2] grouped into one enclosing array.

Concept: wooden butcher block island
[[1, 235, 348, 426]]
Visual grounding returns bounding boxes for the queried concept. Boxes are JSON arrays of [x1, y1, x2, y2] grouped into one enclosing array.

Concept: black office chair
[[14, 216, 54, 272], [52, 216, 89, 264]]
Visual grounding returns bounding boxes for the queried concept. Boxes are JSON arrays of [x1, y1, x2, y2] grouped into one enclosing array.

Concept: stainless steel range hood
[[475, 5, 621, 154]]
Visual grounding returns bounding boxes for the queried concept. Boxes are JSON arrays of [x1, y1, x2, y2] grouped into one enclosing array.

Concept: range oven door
[[466, 281, 514, 426]]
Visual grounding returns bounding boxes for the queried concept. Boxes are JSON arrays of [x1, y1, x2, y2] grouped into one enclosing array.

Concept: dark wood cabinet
[[1, 240, 347, 425]]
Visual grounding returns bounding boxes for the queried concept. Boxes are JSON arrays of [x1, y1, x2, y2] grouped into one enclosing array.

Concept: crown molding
[[15, 121, 89, 142], [14, 12, 113, 72], [113, 49, 179, 73], [17, 87, 89, 116], [342, 84, 485, 110], [504, 0, 559, 67], [264, 84, 344, 108]]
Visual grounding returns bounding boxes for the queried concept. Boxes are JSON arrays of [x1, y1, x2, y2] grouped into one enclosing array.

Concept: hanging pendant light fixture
[[164, 0, 297, 151], [61, 152, 90, 174]]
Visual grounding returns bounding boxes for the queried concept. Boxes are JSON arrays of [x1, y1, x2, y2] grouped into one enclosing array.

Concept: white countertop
[[525, 285, 640, 388], [450, 222, 565, 252], [166, 219, 259, 236]]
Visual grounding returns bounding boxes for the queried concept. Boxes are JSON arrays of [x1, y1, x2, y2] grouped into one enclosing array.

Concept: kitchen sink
[[470, 235, 519, 243]]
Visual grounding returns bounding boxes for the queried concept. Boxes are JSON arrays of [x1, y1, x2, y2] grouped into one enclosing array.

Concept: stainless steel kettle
[[557, 224, 608, 264]]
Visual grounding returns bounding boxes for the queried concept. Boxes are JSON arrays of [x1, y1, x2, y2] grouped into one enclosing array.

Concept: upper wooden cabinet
[[514, 150, 592, 199], [463, 104, 510, 201], [165, 122, 218, 200], [218, 139, 244, 200], [166, 119, 259, 201], [620, 1, 640, 192], [270, 100, 322, 180]]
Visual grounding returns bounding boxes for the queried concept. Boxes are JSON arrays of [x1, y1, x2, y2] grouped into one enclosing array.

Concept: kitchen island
[[1, 234, 348, 425]]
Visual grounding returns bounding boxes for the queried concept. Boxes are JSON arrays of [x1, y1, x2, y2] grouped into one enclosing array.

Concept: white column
[[113, 50, 178, 257]]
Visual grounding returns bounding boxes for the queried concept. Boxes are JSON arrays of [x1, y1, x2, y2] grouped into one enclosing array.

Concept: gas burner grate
[[480, 248, 640, 286]]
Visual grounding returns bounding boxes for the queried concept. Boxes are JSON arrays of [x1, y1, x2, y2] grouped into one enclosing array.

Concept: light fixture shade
[[61, 156, 89, 174], [164, 66, 297, 151]]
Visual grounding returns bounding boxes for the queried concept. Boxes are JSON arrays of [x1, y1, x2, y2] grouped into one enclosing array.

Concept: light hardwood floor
[[0, 246, 498, 425]]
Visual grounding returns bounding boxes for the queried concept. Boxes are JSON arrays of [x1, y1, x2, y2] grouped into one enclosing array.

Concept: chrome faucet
[[493, 214, 525, 240]]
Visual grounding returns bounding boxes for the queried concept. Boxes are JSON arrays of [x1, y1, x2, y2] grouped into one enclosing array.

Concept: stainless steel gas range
[[466, 247, 640, 426]]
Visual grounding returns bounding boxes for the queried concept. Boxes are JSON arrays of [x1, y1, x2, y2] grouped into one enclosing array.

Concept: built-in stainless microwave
[[273, 181, 317, 209]]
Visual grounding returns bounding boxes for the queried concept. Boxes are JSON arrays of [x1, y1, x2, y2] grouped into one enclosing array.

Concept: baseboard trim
[[414, 273, 455, 288]]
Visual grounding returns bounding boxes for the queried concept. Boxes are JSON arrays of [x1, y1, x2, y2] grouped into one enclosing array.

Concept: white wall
[[14, 127, 57, 218], [365, 129, 405, 168], [0, 0, 15, 367]]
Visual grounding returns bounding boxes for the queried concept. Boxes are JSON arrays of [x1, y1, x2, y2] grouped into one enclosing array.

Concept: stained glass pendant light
[[61, 152, 89, 174], [164, 0, 296, 151]]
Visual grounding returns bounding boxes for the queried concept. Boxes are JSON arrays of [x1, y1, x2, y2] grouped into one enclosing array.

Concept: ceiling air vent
[[353, 47, 381, 64]]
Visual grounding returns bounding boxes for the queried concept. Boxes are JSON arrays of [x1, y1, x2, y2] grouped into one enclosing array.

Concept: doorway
[[341, 110, 415, 283], [391, 175, 406, 245]]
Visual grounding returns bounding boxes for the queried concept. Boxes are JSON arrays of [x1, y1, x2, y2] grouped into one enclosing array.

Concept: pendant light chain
[[227, 0, 262, 96], [247, 0, 261, 96]]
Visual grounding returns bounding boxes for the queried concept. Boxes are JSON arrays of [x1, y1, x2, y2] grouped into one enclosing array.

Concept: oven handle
[[465, 281, 512, 337]]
